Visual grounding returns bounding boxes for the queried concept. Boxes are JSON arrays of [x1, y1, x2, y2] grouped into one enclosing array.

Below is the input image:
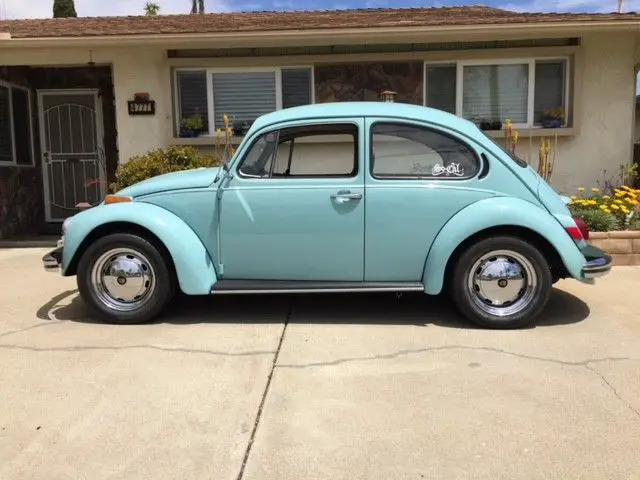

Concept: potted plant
[[478, 118, 502, 131], [179, 114, 205, 137], [232, 119, 253, 136], [541, 107, 565, 128]]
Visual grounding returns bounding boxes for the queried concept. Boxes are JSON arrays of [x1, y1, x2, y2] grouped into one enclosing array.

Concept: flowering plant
[[569, 186, 640, 231]]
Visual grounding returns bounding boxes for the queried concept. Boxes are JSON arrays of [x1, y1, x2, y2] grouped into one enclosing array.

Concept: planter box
[[589, 231, 640, 266]]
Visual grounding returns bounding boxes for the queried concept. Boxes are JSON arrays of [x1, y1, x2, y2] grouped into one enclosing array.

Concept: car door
[[364, 117, 491, 282], [219, 118, 365, 281]]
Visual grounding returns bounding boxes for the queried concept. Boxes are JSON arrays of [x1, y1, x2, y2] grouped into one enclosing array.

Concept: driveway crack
[[0, 344, 276, 357], [276, 345, 632, 369], [236, 302, 291, 480], [585, 364, 640, 419]]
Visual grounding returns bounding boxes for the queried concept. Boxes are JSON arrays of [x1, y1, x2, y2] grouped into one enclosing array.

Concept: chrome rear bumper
[[581, 244, 612, 280]]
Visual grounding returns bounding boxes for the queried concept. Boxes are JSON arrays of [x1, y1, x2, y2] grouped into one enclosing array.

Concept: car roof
[[250, 102, 481, 138]]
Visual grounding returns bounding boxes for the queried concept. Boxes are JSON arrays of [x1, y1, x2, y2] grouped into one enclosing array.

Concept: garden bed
[[589, 231, 640, 266]]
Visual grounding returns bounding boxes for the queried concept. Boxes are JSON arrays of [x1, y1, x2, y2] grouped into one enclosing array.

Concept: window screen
[[425, 64, 456, 114], [176, 70, 208, 130], [12, 88, 32, 165], [534, 60, 567, 125], [282, 68, 312, 109], [0, 86, 12, 163]]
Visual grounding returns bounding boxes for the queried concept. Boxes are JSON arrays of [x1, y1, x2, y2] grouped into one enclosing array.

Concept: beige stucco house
[[0, 6, 639, 238]]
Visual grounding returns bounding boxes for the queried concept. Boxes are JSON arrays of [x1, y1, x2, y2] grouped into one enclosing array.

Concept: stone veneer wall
[[314, 61, 423, 104], [589, 231, 640, 266], [0, 67, 44, 240]]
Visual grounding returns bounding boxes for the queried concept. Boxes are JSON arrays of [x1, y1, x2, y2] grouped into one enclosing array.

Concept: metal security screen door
[[38, 89, 106, 222]]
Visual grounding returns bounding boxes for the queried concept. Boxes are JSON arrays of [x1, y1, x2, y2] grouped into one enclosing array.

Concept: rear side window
[[370, 122, 479, 179]]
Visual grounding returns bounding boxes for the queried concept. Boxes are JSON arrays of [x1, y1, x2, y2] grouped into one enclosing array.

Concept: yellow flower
[[570, 196, 577, 200], [603, 195, 611, 200], [614, 199, 624, 204], [591, 188, 600, 193], [611, 204, 620, 210], [603, 209, 611, 214], [578, 187, 585, 192], [615, 191, 625, 198], [621, 206, 630, 214]]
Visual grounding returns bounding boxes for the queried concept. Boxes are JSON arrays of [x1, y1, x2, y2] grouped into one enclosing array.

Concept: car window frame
[[235, 121, 360, 180], [368, 120, 482, 181]]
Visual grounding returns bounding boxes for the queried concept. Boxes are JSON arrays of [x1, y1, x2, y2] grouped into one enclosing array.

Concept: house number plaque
[[127, 100, 156, 116]]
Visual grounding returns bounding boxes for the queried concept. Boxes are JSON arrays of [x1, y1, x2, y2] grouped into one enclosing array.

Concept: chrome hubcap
[[91, 248, 155, 312], [467, 250, 537, 317]]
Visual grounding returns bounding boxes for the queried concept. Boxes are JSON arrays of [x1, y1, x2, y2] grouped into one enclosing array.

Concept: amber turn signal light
[[104, 195, 133, 205]]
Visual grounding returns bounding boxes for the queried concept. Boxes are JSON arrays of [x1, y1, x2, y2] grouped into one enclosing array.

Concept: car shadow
[[37, 287, 590, 329]]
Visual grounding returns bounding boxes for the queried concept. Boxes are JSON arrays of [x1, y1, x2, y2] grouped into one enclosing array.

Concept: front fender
[[422, 197, 586, 295], [62, 202, 217, 295]]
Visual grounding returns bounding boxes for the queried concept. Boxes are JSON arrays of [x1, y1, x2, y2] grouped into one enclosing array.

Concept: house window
[[174, 67, 314, 136], [0, 81, 34, 166], [424, 58, 570, 128]]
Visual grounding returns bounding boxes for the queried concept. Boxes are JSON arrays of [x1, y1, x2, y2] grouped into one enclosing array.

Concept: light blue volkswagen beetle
[[43, 102, 611, 329]]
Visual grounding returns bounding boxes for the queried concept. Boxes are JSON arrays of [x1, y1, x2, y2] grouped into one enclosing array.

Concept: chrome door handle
[[330, 190, 363, 203]]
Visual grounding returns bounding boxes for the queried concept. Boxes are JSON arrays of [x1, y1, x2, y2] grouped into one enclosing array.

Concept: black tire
[[449, 235, 553, 329], [77, 233, 177, 324]]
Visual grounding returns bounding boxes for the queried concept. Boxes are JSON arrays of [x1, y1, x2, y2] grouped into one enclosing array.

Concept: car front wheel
[[77, 233, 176, 324], [450, 236, 552, 329]]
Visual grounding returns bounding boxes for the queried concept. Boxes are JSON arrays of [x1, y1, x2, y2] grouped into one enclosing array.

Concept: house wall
[[1, 31, 638, 199], [0, 67, 44, 239]]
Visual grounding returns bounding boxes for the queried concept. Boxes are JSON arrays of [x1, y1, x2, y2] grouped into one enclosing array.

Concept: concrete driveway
[[1, 248, 639, 479]]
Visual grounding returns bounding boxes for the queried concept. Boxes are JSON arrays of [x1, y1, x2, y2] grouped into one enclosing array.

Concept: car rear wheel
[[77, 233, 176, 324], [450, 236, 552, 329]]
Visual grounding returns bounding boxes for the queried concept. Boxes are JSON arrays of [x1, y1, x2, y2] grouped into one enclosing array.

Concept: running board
[[210, 280, 425, 294]]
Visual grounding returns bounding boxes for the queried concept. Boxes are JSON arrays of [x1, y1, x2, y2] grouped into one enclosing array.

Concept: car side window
[[370, 122, 479, 179], [238, 123, 358, 178], [238, 131, 279, 178]]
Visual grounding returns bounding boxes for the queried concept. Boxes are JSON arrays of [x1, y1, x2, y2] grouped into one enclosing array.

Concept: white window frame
[[0, 80, 35, 167], [173, 65, 315, 137], [424, 57, 571, 129]]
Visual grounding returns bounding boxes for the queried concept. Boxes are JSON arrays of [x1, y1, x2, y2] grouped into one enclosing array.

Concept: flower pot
[[542, 118, 563, 128]]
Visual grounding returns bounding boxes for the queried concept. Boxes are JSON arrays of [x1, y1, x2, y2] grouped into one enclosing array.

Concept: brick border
[[589, 231, 640, 266]]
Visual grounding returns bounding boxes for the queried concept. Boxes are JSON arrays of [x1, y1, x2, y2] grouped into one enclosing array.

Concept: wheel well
[[442, 225, 569, 284], [65, 221, 177, 278]]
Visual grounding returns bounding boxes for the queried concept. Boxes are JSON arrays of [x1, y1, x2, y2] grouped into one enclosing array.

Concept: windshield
[[480, 131, 528, 168]]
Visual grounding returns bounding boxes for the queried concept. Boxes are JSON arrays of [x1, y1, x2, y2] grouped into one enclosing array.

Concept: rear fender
[[62, 202, 217, 295], [422, 197, 586, 295]]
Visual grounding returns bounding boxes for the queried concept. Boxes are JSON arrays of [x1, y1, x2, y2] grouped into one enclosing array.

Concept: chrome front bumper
[[43, 246, 63, 272], [581, 244, 612, 280]]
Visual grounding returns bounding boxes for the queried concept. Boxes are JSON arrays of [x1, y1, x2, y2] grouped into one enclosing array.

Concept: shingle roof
[[1, 6, 639, 39]]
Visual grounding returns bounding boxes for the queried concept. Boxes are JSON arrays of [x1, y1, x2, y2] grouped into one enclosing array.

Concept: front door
[[219, 119, 365, 281], [38, 89, 106, 222]]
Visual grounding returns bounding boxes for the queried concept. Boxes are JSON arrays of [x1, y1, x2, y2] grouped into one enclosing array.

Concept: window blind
[[212, 71, 277, 128], [462, 64, 529, 123]]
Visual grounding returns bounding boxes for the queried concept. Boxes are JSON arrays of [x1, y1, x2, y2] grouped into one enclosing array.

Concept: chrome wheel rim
[[467, 249, 538, 317], [90, 248, 156, 312]]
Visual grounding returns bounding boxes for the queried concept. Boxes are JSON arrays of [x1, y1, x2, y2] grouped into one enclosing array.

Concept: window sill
[[0, 162, 36, 168], [484, 127, 577, 138], [171, 135, 245, 146]]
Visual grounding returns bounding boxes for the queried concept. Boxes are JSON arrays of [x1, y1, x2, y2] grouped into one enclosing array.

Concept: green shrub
[[113, 146, 219, 192], [569, 206, 621, 232]]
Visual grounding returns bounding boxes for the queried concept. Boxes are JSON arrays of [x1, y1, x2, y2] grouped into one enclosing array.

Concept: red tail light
[[572, 216, 590, 241]]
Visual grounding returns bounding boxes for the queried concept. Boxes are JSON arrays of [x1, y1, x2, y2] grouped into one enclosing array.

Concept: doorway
[[37, 89, 107, 222]]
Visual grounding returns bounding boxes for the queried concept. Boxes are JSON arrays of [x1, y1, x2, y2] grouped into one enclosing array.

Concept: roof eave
[[1, 20, 639, 48]]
